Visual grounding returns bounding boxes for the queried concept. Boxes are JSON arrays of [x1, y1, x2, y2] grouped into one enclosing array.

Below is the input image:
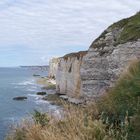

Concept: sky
[[0, 0, 140, 66]]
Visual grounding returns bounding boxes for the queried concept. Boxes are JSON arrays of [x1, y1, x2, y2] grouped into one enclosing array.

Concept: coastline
[[36, 76, 86, 106]]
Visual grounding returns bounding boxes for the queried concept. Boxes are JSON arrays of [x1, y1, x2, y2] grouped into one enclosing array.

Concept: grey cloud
[[0, 0, 139, 64]]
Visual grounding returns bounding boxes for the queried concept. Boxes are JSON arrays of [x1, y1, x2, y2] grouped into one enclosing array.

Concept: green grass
[[115, 12, 140, 44], [91, 12, 140, 48], [32, 110, 50, 127], [98, 60, 140, 139], [42, 94, 66, 106], [37, 77, 56, 90], [99, 60, 140, 114]]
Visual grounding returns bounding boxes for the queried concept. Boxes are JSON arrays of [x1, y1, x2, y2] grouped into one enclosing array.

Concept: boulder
[[36, 92, 46, 95], [59, 95, 69, 100], [33, 74, 40, 77], [13, 96, 27, 101], [68, 97, 84, 105]]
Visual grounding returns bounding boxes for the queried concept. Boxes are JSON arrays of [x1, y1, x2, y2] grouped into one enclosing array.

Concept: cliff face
[[81, 40, 140, 98], [80, 12, 140, 98], [56, 51, 87, 98], [49, 12, 140, 99], [49, 58, 60, 79]]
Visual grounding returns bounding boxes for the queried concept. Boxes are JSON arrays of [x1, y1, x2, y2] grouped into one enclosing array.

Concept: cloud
[[0, 0, 139, 66]]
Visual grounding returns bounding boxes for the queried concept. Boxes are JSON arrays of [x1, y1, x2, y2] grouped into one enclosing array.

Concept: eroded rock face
[[81, 38, 140, 98], [55, 51, 87, 98], [49, 58, 60, 79], [56, 57, 81, 97]]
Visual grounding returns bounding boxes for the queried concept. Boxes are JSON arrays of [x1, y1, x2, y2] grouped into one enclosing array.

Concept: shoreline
[[36, 76, 86, 106]]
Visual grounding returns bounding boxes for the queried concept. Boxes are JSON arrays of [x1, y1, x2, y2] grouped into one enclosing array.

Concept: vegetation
[[42, 94, 66, 106], [32, 110, 50, 127], [37, 77, 56, 90], [92, 12, 140, 48], [115, 12, 140, 44], [62, 51, 87, 61], [6, 60, 140, 140], [97, 60, 140, 139]]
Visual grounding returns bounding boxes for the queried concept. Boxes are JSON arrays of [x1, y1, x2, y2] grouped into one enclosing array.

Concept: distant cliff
[[49, 12, 140, 99], [49, 58, 60, 79], [49, 51, 87, 98]]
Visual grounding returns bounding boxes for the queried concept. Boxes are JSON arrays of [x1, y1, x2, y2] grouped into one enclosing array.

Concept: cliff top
[[62, 51, 87, 60], [91, 12, 140, 48]]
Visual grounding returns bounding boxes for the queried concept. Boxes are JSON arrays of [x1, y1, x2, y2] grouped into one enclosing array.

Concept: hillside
[[92, 12, 140, 48]]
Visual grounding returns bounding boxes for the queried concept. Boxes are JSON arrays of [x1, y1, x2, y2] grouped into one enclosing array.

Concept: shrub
[[32, 110, 50, 127]]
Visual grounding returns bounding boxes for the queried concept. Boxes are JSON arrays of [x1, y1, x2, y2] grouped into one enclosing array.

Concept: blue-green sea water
[[0, 67, 59, 140]]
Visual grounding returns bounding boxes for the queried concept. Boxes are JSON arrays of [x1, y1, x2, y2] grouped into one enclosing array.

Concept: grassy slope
[[91, 12, 140, 48], [98, 60, 140, 140], [6, 60, 140, 140], [114, 12, 140, 44]]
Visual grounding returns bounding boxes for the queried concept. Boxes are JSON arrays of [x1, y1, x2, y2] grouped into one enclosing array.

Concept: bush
[[32, 110, 50, 127]]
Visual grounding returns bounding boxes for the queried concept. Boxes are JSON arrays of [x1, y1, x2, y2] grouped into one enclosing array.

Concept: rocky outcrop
[[81, 40, 140, 98], [53, 51, 87, 98], [80, 12, 140, 98], [48, 53, 86, 99], [49, 58, 60, 79]]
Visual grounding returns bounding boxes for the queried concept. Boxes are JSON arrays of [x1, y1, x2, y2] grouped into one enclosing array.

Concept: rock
[[52, 51, 87, 97], [13, 96, 27, 101], [33, 74, 40, 77], [42, 94, 84, 105], [55, 92, 65, 95], [59, 95, 84, 105], [49, 58, 60, 79], [42, 94, 62, 106], [68, 97, 84, 105], [42, 94, 58, 101], [59, 95, 69, 100], [36, 92, 46, 95]]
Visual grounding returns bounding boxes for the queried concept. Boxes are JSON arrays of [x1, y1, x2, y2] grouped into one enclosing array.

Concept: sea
[[0, 67, 59, 140]]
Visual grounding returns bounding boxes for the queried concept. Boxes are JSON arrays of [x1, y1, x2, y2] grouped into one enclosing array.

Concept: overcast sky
[[0, 0, 140, 66]]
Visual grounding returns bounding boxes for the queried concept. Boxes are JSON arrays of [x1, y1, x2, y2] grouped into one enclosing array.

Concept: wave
[[16, 79, 35, 86], [27, 94, 49, 104], [12, 78, 41, 92], [27, 94, 42, 99], [26, 86, 38, 92], [35, 99, 50, 105], [11, 78, 37, 86], [27, 94, 59, 111]]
